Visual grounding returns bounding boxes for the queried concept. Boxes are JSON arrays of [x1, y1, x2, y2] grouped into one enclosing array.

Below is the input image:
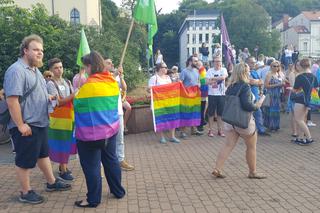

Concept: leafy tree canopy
[[0, 0, 147, 90]]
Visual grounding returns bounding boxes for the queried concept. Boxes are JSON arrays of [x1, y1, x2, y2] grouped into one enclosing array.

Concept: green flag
[[133, 0, 158, 59], [76, 28, 90, 67]]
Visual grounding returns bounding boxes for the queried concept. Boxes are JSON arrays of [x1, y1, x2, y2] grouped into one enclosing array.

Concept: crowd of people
[[1, 34, 320, 208], [1, 34, 136, 207], [151, 45, 319, 178]]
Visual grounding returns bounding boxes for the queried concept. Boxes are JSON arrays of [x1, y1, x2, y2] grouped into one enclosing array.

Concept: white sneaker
[[307, 121, 317, 127]]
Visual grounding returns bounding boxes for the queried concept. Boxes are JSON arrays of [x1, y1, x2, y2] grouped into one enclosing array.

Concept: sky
[[112, 0, 214, 14]]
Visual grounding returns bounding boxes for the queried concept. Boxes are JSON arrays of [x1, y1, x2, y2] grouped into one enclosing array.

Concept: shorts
[[10, 126, 49, 169], [224, 114, 256, 136], [208, 95, 225, 116]]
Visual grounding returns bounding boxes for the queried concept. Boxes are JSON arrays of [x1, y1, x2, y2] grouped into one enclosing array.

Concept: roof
[[292, 25, 309, 34], [178, 9, 220, 35], [302, 11, 320, 21]]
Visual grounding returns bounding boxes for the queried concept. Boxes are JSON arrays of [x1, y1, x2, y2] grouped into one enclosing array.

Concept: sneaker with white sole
[[307, 121, 316, 127]]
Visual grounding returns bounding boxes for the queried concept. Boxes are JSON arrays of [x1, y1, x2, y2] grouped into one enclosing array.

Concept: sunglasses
[[272, 65, 279, 68], [45, 75, 52, 78]]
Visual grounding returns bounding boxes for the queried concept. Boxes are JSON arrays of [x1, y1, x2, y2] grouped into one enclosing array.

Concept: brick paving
[[0, 113, 320, 212]]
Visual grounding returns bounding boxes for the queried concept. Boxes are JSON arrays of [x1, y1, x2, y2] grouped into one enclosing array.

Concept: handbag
[[261, 93, 271, 107], [0, 73, 39, 131], [222, 84, 250, 129]]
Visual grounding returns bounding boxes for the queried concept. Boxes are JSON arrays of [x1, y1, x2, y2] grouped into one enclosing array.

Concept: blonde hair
[[229, 63, 250, 85]]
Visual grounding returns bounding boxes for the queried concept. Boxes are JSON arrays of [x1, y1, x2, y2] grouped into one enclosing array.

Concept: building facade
[[275, 11, 320, 57], [178, 10, 220, 68], [14, 0, 101, 27]]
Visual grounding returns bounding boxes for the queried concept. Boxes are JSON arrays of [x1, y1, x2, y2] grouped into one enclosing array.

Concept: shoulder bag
[[222, 84, 250, 129]]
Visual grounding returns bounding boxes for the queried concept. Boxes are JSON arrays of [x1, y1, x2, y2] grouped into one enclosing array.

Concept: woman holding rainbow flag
[[148, 62, 180, 144], [73, 51, 125, 208]]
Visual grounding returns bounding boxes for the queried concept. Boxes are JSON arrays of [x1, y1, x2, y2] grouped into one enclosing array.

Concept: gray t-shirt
[[4, 58, 49, 128], [180, 67, 199, 87], [47, 79, 72, 98]]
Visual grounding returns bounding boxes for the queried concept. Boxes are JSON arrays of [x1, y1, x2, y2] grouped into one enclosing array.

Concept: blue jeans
[[253, 108, 266, 133], [77, 134, 125, 205], [116, 115, 125, 162]]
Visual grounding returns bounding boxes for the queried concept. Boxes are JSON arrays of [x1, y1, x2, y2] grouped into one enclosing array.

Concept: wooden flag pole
[[120, 19, 135, 67]]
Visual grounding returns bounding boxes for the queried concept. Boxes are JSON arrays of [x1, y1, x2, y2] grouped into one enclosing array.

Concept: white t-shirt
[[285, 49, 293, 57], [116, 76, 123, 116], [206, 67, 228, 96], [148, 74, 172, 87]]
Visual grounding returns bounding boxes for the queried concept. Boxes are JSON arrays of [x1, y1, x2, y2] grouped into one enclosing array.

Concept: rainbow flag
[[309, 88, 320, 110], [74, 71, 120, 141], [199, 66, 208, 98], [151, 82, 201, 132], [48, 102, 76, 164]]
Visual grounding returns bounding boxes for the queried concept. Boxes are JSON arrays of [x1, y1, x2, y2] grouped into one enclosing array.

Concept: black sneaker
[[46, 179, 71, 192], [59, 170, 74, 181], [258, 132, 271, 137], [19, 190, 44, 204]]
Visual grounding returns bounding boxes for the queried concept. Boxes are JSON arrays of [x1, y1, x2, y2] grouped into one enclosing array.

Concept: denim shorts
[[10, 126, 49, 169]]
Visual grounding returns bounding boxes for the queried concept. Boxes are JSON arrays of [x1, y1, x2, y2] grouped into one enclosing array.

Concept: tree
[[0, 1, 148, 90], [217, 0, 280, 56]]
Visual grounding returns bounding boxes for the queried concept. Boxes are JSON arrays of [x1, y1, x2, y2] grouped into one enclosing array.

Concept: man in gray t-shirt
[[179, 56, 202, 138], [180, 56, 200, 87], [4, 35, 70, 204]]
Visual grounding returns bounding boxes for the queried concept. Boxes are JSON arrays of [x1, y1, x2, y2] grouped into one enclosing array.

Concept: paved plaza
[[0, 113, 320, 213]]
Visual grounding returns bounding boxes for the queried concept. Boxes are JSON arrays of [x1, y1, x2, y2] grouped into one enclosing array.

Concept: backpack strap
[[19, 71, 39, 103]]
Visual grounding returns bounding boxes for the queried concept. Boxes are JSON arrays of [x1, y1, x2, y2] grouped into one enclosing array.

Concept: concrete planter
[[127, 105, 154, 134]]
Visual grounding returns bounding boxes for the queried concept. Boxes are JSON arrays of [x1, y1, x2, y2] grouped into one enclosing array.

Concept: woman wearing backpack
[[291, 58, 319, 145]]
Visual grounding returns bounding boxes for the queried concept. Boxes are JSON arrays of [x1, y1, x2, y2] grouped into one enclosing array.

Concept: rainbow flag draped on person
[[199, 66, 208, 98], [74, 71, 120, 141], [48, 102, 76, 164], [151, 82, 201, 132]]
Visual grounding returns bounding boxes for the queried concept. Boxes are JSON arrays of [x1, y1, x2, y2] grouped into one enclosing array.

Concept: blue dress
[[264, 75, 282, 130]]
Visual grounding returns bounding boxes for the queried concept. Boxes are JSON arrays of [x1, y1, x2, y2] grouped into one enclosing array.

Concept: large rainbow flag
[[74, 71, 120, 141], [48, 101, 76, 164], [151, 82, 201, 132]]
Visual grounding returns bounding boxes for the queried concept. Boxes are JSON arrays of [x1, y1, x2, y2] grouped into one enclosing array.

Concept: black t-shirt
[[293, 73, 319, 105]]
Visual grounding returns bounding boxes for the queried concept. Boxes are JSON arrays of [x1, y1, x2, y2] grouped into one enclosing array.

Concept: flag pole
[[120, 19, 135, 67]]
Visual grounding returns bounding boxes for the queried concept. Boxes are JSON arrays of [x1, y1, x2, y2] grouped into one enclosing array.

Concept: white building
[[13, 0, 102, 27], [276, 11, 320, 57], [178, 9, 220, 68]]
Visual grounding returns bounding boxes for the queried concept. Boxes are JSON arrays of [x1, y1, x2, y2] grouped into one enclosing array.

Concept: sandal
[[212, 169, 226, 178], [74, 200, 98, 208], [208, 130, 214, 137], [218, 131, 225, 137], [248, 172, 267, 179]]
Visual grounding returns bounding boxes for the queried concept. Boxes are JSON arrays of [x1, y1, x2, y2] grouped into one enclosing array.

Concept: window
[[209, 21, 215, 28], [199, 21, 203, 30], [70, 8, 80, 25], [199, 34, 203, 44], [205, 33, 209, 43], [303, 42, 308, 51], [187, 34, 189, 44], [205, 21, 209, 30], [192, 21, 196, 30], [187, 48, 190, 57], [192, 34, 196, 44], [192, 47, 196, 54]]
